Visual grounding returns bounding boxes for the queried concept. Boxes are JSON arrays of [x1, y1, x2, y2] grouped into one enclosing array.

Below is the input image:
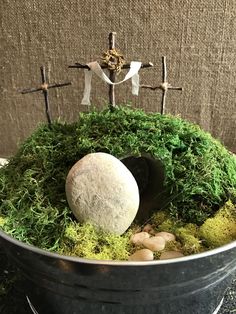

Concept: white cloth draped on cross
[[81, 61, 142, 105]]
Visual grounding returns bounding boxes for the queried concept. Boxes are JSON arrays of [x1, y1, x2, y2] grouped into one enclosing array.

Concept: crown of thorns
[[101, 48, 125, 73]]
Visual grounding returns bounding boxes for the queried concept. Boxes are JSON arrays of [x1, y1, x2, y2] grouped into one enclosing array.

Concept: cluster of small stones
[[128, 224, 184, 261]]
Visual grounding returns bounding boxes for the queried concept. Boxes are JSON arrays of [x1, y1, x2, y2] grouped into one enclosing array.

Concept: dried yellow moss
[[150, 201, 236, 256], [0, 216, 7, 227], [164, 240, 182, 252], [151, 211, 168, 226], [199, 200, 236, 247], [60, 222, 133, 260], [175, 227, 203, 254]]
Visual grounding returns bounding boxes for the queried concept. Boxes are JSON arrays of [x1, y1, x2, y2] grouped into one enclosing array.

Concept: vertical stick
[[161, 56, 167, 115], [161, 92, 167, 115], [40, 66, 52, 124], [162, 56, 167, 83], [42, 90, 51, 125], [108, 32, 116, 110]]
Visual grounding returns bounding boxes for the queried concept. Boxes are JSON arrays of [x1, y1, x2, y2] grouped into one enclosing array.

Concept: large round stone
[[65, 152, 140, 235]]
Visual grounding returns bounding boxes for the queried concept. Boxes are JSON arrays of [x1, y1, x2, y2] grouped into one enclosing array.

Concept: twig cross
[[20, 66, 71, 124], [69, 32, 153, 110], [141, 56, 182, 114]]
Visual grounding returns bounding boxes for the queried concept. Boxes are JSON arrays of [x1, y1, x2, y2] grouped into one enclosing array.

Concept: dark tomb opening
[[121, 154, 165, 221]]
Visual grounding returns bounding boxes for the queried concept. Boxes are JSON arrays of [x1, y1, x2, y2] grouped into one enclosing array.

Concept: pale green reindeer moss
[[0, 106, 236, 259]]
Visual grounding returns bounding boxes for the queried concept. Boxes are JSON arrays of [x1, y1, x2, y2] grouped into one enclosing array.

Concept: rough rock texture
[[65, 152, 139, 235]]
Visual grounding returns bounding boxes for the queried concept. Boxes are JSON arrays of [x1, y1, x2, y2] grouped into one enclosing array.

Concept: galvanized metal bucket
[[0, 230, 235, 314]]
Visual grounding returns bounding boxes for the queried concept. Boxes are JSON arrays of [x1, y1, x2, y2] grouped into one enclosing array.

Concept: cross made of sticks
[[69, 32, 154, 110], [141, 56, 182, 114], [19, 66, 71, 125]]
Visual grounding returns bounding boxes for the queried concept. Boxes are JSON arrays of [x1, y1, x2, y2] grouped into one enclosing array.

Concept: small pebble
[[128, 249, 154, 261], [143, 224, 155, 234], [142, 236, 166, 251], [159, 251, 184, 260], [130, 232, 150, 246], [155, 231, 176, 242]]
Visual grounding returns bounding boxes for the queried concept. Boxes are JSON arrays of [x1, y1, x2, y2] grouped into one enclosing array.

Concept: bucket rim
[[1, 229, 236, 266]]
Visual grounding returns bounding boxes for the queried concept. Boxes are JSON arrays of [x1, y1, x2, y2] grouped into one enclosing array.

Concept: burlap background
[[1, 0, 236, 157]]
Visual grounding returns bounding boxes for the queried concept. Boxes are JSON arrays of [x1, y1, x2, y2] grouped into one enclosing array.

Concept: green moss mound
[[0, 106, 236, 258]]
